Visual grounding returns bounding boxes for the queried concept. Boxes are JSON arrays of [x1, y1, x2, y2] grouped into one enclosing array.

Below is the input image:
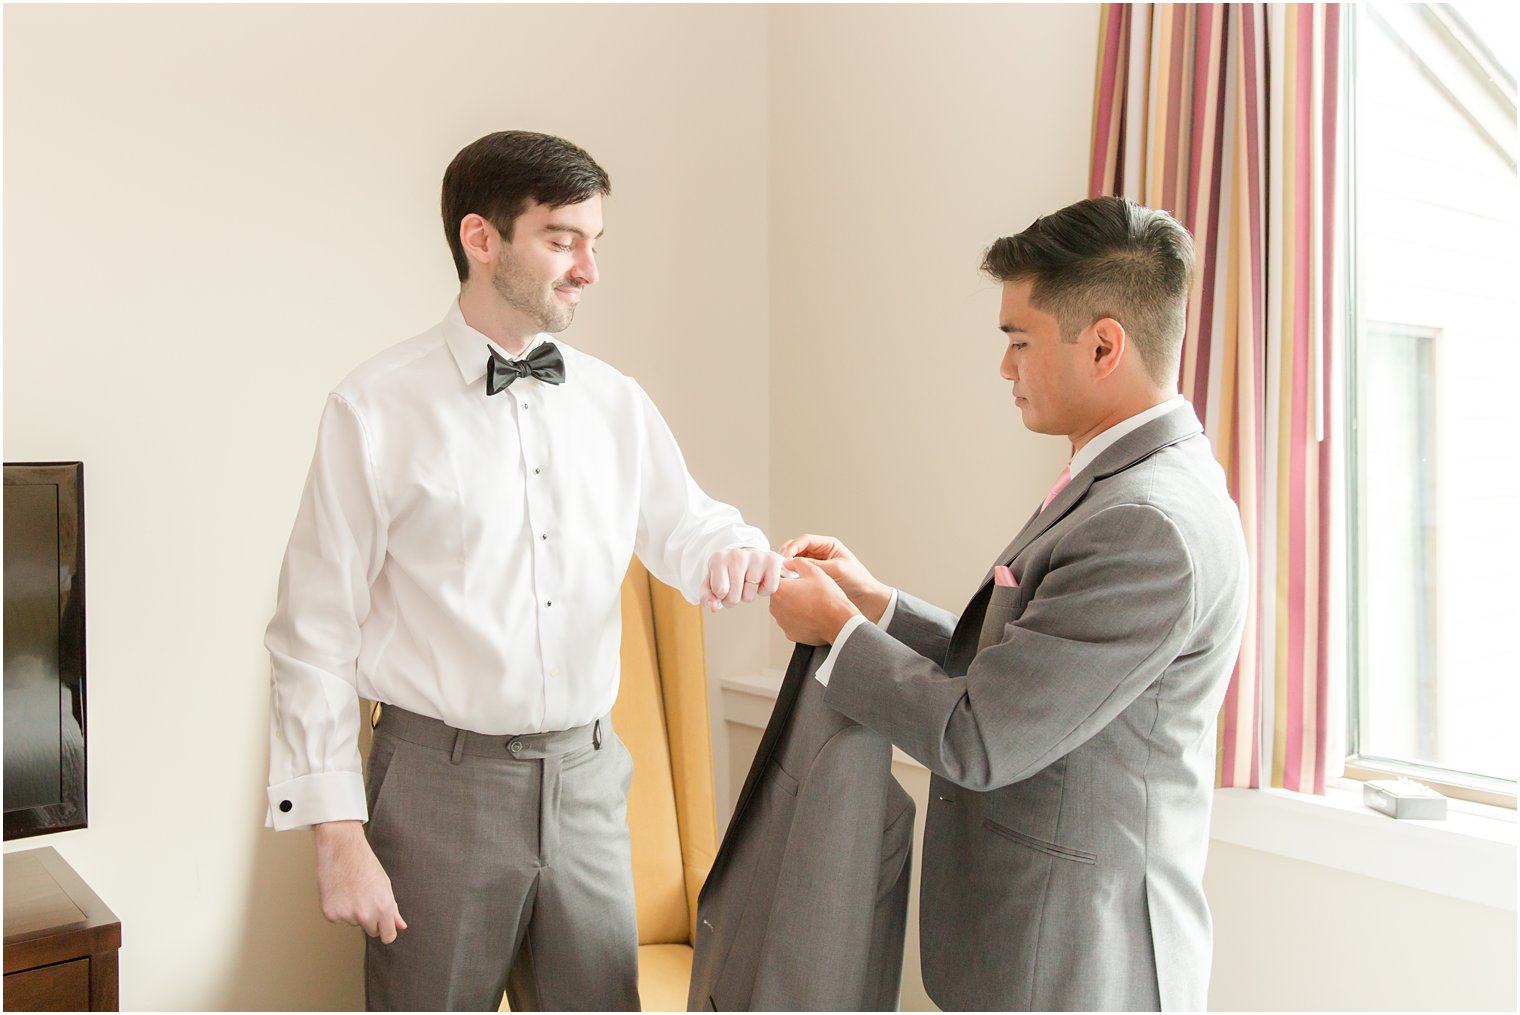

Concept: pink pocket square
[[994, 565, 1018, 588]]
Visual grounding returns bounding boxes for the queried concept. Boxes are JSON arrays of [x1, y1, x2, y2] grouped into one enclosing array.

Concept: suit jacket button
[[279, 800, 293, 813]]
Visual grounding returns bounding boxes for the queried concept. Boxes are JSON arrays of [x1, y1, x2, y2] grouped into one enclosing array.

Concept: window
[[1348, 3, 1518, 800]]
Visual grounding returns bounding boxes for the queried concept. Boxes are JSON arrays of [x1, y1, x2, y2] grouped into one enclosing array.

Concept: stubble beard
[[491, 256, 575, 335]]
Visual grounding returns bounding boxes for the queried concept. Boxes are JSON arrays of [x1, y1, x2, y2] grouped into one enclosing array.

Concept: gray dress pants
[[363, 705, 640, 1012]]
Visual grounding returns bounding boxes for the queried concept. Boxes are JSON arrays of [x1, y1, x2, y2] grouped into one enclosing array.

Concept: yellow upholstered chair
[[612, 557, 718, 1011], [500, 558, 717, 1011]]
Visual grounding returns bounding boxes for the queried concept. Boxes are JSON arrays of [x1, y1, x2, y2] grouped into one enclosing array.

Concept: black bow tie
[[486, 343, 566, 396]]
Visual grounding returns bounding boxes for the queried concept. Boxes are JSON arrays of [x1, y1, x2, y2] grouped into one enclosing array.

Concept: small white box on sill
[[1363, 777, 1448, 820]]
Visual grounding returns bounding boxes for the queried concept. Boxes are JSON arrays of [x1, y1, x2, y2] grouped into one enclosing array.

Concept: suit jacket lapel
[[700, 642, 816, 898], [976, 469, 1099, 588], [970, 403, 1206, 598]]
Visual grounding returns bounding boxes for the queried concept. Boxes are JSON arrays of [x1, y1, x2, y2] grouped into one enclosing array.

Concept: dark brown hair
[[981, 196, 1194, 385], [441, 131, 611, 283]]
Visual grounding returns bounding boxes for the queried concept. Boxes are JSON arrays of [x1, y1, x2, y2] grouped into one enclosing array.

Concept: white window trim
[[720, 671, 1517, 912]]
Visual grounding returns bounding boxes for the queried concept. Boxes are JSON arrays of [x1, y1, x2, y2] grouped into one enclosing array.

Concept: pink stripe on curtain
[[1090, 6, 1130, 198], [1088, 2, 1341, 793], [1314, 4, 1340, 793], [1185, 4, 1227, 424]]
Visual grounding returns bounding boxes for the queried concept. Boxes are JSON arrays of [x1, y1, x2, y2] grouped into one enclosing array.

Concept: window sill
[[719, 672, 1517, 911], [1211, 781, 1515, 910]]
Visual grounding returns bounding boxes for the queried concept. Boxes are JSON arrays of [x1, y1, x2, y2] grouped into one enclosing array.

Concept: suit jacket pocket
[[977, 584, 1024, 653], [767, 760, 799, 797], [983, 817, 1096, 864]]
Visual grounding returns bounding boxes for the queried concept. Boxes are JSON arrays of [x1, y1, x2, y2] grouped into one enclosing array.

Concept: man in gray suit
[[769, 196, 1249, 1011]]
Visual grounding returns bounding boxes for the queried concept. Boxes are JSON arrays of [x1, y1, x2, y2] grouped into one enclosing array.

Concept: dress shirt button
[[540, 533, 549, 541], [279, 800, 293, 813], [545, 600, 553, 608], [521, 402, 529, 410], [509, 740, 523, 755], [533, 467, 541, 475]]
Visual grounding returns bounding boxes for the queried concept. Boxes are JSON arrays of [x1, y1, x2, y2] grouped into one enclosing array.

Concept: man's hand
[[701, 546, 786, 613], [777, 534, 892, 623], [314, 820, 407, 943], [769, 557, 860, 645]]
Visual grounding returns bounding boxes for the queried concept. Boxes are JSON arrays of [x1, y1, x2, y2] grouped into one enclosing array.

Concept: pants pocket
[[363, 731, 402, 824]]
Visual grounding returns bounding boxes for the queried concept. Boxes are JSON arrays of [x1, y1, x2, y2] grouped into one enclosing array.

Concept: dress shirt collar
[[442, 299, 552, 386], [1067, 394, 1186, 481]]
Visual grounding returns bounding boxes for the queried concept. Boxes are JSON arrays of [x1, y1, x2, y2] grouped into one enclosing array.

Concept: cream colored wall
[[2, 5, 769, 1009], [766, 3, 1095, 651], [1205, 842, 1516, 1011]]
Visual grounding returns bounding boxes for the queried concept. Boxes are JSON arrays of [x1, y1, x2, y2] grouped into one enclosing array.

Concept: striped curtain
[[1089, 3, 1342, 793]]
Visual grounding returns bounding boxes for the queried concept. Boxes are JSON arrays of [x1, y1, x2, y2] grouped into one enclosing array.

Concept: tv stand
[[3, 847, 120, 1011]]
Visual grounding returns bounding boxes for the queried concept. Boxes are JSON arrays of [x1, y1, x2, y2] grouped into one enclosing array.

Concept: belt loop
[[593, 718, 602, 750], [451, 728, 466, 765]]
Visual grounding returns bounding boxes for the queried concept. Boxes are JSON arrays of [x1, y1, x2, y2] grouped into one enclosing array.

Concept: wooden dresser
[[3, 848, 120, 1011]]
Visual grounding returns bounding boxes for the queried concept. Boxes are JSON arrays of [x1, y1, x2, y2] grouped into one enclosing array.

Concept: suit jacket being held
[[688, 643, 914, 1011], [823, 402, 1249, 1012]]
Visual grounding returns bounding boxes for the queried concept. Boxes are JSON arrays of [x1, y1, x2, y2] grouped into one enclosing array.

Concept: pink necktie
[[1040, 464, 1071, 513]]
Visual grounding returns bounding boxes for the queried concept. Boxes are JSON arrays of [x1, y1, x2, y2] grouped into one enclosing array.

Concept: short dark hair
[[441, 131, 611, 283], [981, 196, 1194, 385]]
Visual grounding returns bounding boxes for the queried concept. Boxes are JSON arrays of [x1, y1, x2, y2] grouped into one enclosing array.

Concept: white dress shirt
[[266, 301, 767, 829], [815, 395, 1185, 686]]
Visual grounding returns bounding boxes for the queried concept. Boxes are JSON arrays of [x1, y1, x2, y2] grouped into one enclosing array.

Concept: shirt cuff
[[814, 589, 899, 687], [266, 770, 368, 831]]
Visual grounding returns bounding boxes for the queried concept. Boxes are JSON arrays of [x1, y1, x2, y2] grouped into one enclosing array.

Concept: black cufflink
[[279, 800, 293, 813]]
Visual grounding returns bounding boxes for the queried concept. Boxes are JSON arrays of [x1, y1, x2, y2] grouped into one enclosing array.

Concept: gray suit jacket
[[824, 403, 1248, 1012], [689, 643, 914, 1011]]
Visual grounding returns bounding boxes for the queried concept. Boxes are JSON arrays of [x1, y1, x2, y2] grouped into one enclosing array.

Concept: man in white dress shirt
[[265, 131, 782, 1011]]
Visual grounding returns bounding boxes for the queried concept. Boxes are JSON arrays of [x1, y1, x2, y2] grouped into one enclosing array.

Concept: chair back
[[612, 558, 717, 945]]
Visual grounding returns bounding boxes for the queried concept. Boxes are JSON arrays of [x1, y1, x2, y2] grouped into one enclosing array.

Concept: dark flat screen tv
[[4, 461, 87, 839]]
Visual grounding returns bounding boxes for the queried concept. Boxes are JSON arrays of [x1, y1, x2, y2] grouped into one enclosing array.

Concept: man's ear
[[1089, 317, 1128, 380], [458, 213, 498, 278]]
